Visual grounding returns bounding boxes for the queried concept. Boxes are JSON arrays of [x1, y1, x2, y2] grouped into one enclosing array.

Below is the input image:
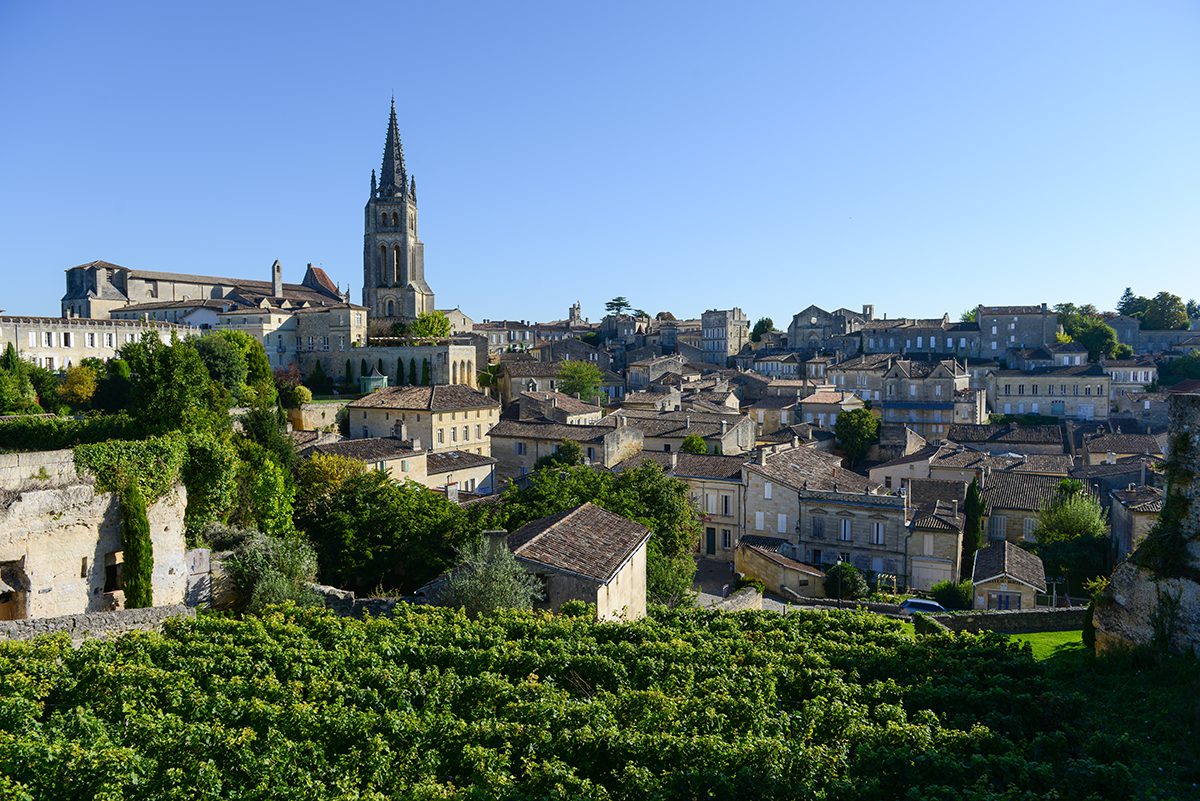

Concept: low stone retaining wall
[[932, 606, 1087, 634], [0, 448, 79, 490], [0, 604, 195, 642], [309, 583, 419, 618], [785, 596, 903, 616], [711, 587, 763, 612]]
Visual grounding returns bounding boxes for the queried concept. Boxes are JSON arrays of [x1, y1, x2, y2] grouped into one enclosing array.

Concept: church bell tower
[[363, 99, 435, 322]]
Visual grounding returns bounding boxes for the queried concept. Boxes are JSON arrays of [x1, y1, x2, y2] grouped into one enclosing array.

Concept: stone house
[[514, 391, 604, 425], [742, 445, 908, 578], [1082, 432, 1164, 466], [627, 354, 698, 391], [700, 308, 749, 366], [613, 451, 747, 562], [734, 541, 825, 598], [486, 419, 644, 480], [826, 352, 897, 402], [786, 305, 871, 352], [300, 436, 428, 485], [1114, 392, 1170, 432], [622, 387, 682, 412], [879, 358, 976, 441], [506, 503, 650, 621], [499, 360, 567, 404], [0, 449, 188, 620], [927, 449, 1072, 484], [987, 364, 1111, 421], [1109, 485, 1163, 560], [211, 302, 369, 373], [1102, 358, 1158, 404], [475, 319, 538, 355], [1, 315, 186, 372], [605, 408, 756, 455], [426, 451, 497, 496], [867, 444, 943, 491], [346, 385, 499, 455], [905, 478, 967, 590], [748, 395, 802, 438], [980, 471, 1073, 543], [797, 390, 864, 429], [533, 337, 611, 372], [974, 304, 1060, 356], [971, 541, 1047, 610]]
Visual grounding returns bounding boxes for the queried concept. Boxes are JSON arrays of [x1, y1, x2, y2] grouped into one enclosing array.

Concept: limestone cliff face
[[1094, 394, 1200, 656], [0, 449, 188, 619]]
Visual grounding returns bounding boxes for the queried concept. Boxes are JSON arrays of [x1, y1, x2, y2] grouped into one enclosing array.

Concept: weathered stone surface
[[1094, 393, 1200, 656], [711, 587, 763, 612], [1094, 560, 1200, 656], [0, 604, 194, 644], [933, 606, 1087, 634]]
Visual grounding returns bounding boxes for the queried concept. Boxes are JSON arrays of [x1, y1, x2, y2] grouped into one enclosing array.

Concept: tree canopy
[[834, 407, 879, 467], [604, 296, 631, 316], [557, 360, 603, 403], [680, 434, 709, 455], [1030, 479, 1109, 596], [407, 310, 452, 339], [436, 538, 544, 616], [750, 317, 774, 342]]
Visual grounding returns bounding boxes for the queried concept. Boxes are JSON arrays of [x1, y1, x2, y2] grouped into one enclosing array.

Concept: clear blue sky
[[1, 2, 1197, 327]]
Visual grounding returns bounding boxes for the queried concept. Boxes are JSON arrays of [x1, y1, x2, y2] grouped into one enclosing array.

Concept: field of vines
[[0, 605, 1143, 800]]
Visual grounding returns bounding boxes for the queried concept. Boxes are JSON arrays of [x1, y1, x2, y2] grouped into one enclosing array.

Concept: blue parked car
[[899, 598, 947, 616]]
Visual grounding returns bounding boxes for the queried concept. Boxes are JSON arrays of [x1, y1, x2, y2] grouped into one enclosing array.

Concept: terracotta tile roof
[[347, 385, 498, 412], [931, 449, 1072, 475], [748, 445, 874, 493], [908, 478, 967, 509], [981, 472, 1072, 513], [1084, 433, 1163, 457], [799, 390, 861, 406], [303, 437, 419, 461], [507, 502, 651, 584], [977, 305, 1047, 316], [518, 390, 600, 416], [972, 541, 1047, 592], [611, 451, 747, 480], [426, 450, 497, 474], [947, 423, 1063, 448], [742, 543, 826, 577], [502, 361, 565, 378], [872, 444, 943, 469], [488, 419, 612, 443]]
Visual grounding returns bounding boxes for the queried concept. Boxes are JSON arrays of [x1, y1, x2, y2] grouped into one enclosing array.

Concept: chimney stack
[[670, 452, 678, 469], [271, 259, 284, 298], [483, 529, 509, 558], [721, 419, 728, 436]]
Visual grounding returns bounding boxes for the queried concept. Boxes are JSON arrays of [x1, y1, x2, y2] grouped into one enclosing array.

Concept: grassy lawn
[[1009, 629, 1086, 660]]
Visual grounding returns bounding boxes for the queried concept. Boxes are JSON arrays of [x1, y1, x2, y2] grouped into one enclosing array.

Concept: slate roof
[[1111, 485, 1164, 513], [947, 423, 1064, 448], [347, 385, 498, 412], [908, 478, 968, 509], [977, 305, 1047, 316], [302, 437, 419, 461], [507, 502, 651, 584], [872, 444, 943, 469], [830, 352, 899, 370], [426, 450, 497, 474], [992, 363, 1107, 378], [972, 541, 1047, 592], [910, 500, 966, 532], [981, 472, 1072, 513], [748, 445, 875, 493]]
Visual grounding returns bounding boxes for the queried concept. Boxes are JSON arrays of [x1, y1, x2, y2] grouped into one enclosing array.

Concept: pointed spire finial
[[379, 98, 407, 197]]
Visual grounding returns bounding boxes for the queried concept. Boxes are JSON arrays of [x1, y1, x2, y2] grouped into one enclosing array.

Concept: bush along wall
[[74, 435, 186, 609]]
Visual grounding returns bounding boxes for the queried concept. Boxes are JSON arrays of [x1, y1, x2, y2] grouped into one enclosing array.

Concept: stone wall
[[289, 401, 349, 432], [932, 606, 1086, 634], [785, 596, 904, 616], [0, 448, 79, 490], [711, 586, 763, 612], [0, 604, 194, 643]]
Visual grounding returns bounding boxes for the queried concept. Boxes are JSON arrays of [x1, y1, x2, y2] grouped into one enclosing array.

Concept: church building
[[362, 99, 436, 323]]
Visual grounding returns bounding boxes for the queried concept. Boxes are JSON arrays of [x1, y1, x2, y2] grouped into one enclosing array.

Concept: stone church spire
[[378, 97, 408, 197]]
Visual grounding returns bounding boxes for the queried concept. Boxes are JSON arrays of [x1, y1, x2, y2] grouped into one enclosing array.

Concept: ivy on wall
[[74, 435, 186, 609]]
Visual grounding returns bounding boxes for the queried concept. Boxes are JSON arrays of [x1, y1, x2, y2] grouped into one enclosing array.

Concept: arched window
[[392, 212, 399, 227], [379, 244, 388, 284], [386, 299, 394, 317], [380, 211, 387, 226], [394, 245, 403, 284], [451, 361, 458, 384]]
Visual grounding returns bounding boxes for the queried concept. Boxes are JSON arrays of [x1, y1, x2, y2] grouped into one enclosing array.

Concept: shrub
[[214, 524, 321, 612], [734, 576, 766, 594], [558, 599, 593, 618], [436, 538, 543, 616], [824, 562, 868, 600], [930, 579, 973, 610]]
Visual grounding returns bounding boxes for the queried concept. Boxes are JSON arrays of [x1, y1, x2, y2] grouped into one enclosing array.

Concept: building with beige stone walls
[[346, 385, 498, 455], [1, 315, 186, 371]]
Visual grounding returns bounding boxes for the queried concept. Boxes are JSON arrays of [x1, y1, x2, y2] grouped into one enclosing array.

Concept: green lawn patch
[[1009, 629, 1086, 661]]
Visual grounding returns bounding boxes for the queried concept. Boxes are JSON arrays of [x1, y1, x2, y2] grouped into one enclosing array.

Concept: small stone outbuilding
[[971, 541, 1046, 611], [507, 502, 650, 621]]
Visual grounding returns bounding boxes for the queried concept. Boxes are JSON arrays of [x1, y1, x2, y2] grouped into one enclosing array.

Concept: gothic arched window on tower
[[392, 212, 399, 227], [379, 244, 388, 284], [380, 212, 387, 226], [394, 245, 403, 285], [387, 300, 394, 317]]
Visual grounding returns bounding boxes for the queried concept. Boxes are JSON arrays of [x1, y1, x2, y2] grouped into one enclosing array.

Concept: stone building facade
[[700, 308, 750, 366], [1, 315, 185, 371], [346, 385, 499, 455], [987, 364, 1111, 421]]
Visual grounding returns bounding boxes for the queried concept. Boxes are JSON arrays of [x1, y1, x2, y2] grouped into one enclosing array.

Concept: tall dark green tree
[[408, 358, 418, 385], [961, 477, 986, 580], [750, 317, 774, 342], [834, 408, 879, 467]]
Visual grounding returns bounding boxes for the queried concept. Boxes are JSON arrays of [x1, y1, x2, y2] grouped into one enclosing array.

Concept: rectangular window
[[872, 522, 885, 545], [763, 481, 772, 500], [989, 515, 1007, 539], [839, 519, 852, 541], [721, 529, 731, 549], [777, 513, 787, 533], [1023, 517, 1037, 541], [706, 493, 717, 514], [755, 511, 764, 530], [44, 332, 53, 347], [722, 495, 731, 516], [922, 533, 934, 556], [811, 516, 825, 538]]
